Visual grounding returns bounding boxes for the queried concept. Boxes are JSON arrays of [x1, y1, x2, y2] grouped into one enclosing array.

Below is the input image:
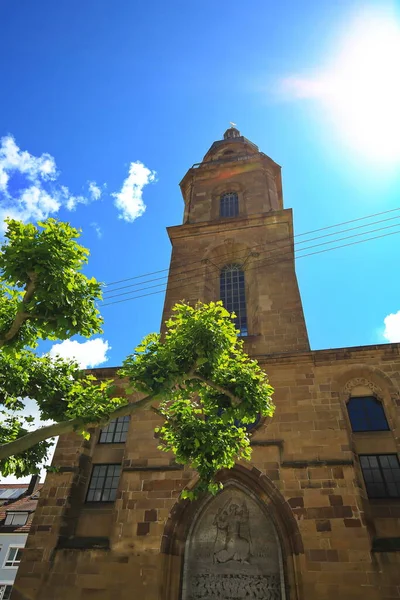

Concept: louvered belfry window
[[220, 192, 239, 218]]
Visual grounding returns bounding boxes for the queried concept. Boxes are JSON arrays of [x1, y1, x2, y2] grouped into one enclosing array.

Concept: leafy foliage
[[0, 218, 274, 498], [120, 302, 274, 497]]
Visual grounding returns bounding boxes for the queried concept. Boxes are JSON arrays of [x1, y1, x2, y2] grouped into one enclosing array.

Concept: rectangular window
[[3, 546, 23, 568], [98, 416, 130, 444], [86, 464, 121, 502], [4, 512, 29, 526], [360, 454, 400, 498], [0, 585, 12, 600]]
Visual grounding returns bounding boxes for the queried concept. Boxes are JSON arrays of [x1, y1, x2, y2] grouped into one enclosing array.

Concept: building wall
[[12, 344, 400, 600], [0, 533, 27, 585]]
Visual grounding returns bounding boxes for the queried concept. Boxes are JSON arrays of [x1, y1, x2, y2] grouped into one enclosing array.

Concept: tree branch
[[0, 272, 38, 348], [0, 368, 243, 462], [192, 374, 242, 406], [0, 391, 160, 461]]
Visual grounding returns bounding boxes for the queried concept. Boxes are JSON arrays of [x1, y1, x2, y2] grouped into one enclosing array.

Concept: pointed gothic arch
[[160, 465, 304, 600]]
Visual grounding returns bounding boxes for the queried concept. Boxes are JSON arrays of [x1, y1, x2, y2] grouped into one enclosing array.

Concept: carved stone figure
[[182, 485, 284, 600], [213, 499, 251, 563]]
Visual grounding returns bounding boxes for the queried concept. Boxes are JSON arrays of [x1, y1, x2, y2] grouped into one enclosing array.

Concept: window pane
[[4, 513, 28, 526], [360, 454, 400, 498], [5, 546, 22, 567], [86, 464, 121, 502], [347, 397, 389, 432], [99, 417, 130, 443]]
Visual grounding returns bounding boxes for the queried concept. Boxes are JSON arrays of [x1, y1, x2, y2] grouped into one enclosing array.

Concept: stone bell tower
[[162, 126, 310, 356]]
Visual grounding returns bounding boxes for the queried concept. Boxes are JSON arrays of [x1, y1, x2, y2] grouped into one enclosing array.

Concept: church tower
[[161, 126, 310, 356]]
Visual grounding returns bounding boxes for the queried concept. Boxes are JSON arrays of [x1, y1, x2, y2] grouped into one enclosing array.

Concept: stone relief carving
[[182, 487, 284, 600], [343, 377, 383, 399], [213, 499, 252, 564]]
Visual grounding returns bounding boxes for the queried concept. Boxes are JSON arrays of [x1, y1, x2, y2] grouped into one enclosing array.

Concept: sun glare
[[285, 7, 400, 166]]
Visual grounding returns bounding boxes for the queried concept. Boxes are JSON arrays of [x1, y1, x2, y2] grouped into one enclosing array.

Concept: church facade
[[13, 129, 400, 600]]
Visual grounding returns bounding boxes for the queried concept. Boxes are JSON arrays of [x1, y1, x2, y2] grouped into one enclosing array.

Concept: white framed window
[[0, 584, 12, 600], [4, 512, 29, 526], [3, 546, 23, 568]]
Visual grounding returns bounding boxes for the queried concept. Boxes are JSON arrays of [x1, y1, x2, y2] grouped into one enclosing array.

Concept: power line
[[101, 227, 400, 307], [101, 217, 400, 301], [103, 207, 400, 289], [103, 211, 400, 297]]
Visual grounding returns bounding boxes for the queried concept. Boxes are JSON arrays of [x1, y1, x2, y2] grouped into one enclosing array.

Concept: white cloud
[[279, 7, 400, 166], [88, 181, 102, 201], [383, 311, 400, 343], [0, 135, 104, 230], [0, 135, 57, 183], [112, 161, 156, 222], [48, 338, 111, 369]]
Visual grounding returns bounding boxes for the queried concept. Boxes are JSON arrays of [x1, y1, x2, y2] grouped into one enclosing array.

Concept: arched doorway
[[181, 482, 286, 600]]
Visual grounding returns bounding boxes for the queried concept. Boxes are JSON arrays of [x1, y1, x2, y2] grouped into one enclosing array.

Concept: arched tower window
[[347, 396, 390, 432], [220, 192, 239, 218], [220, 264, 248, 335]]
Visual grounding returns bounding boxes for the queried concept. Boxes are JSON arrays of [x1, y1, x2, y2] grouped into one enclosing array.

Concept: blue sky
[[1, 0, 400, 374]]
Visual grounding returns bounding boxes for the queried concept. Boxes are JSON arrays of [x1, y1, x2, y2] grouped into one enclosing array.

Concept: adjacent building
[[13, 129, 400, 599], [0, 478, 41, 599]]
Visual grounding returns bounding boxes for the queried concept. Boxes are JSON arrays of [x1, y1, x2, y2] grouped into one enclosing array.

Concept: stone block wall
[[12, 344, 400, 600]]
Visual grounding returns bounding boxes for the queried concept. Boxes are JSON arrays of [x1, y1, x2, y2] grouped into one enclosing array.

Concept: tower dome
[[223, 125, 241, 139]]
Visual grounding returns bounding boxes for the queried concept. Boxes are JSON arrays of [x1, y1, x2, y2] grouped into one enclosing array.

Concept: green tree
[[0, 218, 274, 497]]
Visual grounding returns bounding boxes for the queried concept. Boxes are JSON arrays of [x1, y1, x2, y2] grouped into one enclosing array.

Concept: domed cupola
[[223, 125, 241, 139]]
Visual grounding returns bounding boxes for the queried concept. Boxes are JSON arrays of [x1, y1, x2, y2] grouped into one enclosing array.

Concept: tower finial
[[224, 123, 240, 140]]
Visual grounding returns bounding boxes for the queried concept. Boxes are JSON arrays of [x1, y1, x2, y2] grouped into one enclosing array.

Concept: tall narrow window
[[220, 192, 239, 218], [220, 264, 248, 335], [347, 397, 389, 432]]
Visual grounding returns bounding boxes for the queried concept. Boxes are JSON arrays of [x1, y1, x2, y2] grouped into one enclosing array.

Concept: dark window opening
[[360, 454, 400, 498], [0, 585, 12, 600], [347, 396, 389, 432], [99, 416, 130, 444], [86, 464, 121, 502], [220, 192, 239, 218], [220, 264, 247, 336]]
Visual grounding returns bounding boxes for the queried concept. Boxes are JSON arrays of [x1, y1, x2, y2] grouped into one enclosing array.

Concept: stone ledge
[[123, 464, 184, 472], [281, 459, 353, 468], [251, 439, 284, 448], [56, 536, 110, 550]]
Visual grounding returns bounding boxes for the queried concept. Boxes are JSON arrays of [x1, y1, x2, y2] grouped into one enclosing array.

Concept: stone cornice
[[167, 209, 293, 242]]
